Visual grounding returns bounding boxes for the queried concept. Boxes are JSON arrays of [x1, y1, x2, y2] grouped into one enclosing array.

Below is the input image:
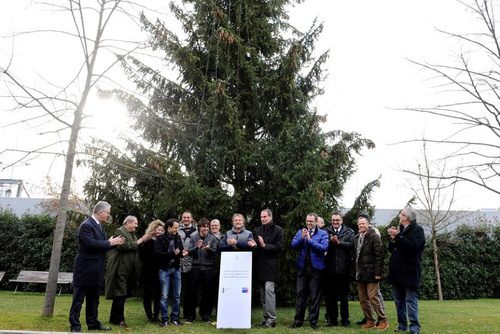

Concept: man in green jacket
[[105, 215, 148, 328]]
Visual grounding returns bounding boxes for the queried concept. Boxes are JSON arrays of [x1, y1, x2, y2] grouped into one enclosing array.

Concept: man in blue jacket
[[388, 207, 425, 334], [289, 213, 329, 330], [69, 201, 125, 333]]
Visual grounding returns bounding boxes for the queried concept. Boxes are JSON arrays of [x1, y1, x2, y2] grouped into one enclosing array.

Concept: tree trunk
[[431, 231, 443, 301], [41, 105, 85, 316], [41, 0, 107, 316]]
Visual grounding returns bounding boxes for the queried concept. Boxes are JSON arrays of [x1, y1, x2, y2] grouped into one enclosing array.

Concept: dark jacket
[[155, 232, 184, 270], [354, 227, 384, 282], [105, 226, 141, 299], [253, 223, 283, 282], [72, 217, 112, 287], [219, 228, 255, 251], [179, 224, 197, 273], [325, 225, 354, 275], [138, 238, 160, 286], [188, 231, 218, 270], [388, 221, 425, 288], [291, 227, 329, 271]]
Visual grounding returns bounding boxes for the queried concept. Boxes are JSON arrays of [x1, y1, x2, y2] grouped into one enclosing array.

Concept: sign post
[[216, 251, 253, 328]]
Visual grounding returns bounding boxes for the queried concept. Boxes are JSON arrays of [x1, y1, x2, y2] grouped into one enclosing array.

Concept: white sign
[[216, 251, 253, 329]]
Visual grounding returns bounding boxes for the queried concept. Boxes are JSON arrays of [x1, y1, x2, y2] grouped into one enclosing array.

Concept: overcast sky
[[1, 0, 499, 210]]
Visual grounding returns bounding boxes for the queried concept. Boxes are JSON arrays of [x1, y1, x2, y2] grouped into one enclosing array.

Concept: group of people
[[68, 201, 425, 334]]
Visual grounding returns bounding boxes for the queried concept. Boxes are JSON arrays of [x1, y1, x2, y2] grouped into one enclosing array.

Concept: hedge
[[0, 210, 498, 301]]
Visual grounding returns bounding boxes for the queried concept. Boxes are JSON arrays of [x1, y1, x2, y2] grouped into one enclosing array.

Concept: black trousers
[[182, 270, 195, 320], [69, 285, 101, 330], [109, 295, 127, 324], [325, 272, 350, 324], [142, 281, 161, 321], [294, 269, 323, 325], [187, 267, 216, 321]]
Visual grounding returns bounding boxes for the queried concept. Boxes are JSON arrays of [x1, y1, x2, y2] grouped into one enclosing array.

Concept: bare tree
[[402, 141, 468, 300], [0, 0, 156, 316], [403, 0, 500, 196]]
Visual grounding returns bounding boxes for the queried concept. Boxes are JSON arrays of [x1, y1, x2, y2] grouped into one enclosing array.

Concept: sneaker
[[160, 321, 168, 327], [184, 320, 193, 324], [289, 322, 302, 328], [311, 323, 319, 330], [171, 320, 183, 326], [362, 320, 376, 329], [376, 320, 389, 330], [262, 322, 276, 328]]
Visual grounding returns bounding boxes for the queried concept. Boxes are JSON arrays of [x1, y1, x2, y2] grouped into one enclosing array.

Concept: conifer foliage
[[84, 0, 374, 302]]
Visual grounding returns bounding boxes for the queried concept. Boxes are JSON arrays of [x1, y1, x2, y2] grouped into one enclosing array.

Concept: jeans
[[393, 285, 420, 333], [159, 267, 182, 322]]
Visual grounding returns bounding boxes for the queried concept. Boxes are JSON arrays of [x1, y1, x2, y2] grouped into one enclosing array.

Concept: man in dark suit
[[69, 201, 125, 333]]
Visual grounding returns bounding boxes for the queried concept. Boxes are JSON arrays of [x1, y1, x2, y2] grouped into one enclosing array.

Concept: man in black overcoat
[[253, 209, 283, 328], [69, 201, 124, 333], [388, 207, 425, 334]]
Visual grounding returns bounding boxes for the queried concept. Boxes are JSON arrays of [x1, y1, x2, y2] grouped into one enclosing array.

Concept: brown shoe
[[376, 320, 389, 330], [362, 320, 376, 329]]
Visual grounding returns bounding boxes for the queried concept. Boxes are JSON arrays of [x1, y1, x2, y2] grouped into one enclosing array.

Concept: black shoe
[[70, 328, 82, 333], [160, 321, 168, 327], [289, 322, 302, 328], [357, 317, 367, 325], [88, 323, 112, 331], [342, 320, 351, 327], [311, 323, 319, 330], [262, 322, 276, 328], [171, 320, 183, 326]]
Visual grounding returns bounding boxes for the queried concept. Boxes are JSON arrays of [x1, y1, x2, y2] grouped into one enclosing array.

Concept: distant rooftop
[[0, 197, 49, 216]]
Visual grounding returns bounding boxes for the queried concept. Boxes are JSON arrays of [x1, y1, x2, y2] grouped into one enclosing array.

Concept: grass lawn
[[0, 291, 498, 333]]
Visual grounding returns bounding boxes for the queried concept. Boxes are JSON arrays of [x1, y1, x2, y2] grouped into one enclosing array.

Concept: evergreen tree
[[84, 0, 374, 303]]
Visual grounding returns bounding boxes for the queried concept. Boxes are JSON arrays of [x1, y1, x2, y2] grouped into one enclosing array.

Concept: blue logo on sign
[[242, 287, 248, 293]]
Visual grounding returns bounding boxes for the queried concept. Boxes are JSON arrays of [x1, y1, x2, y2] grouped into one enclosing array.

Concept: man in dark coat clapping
[[253, 209, 283, 328], [388, 207, 425, 334]]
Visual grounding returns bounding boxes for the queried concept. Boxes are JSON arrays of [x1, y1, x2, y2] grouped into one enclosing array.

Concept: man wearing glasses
[[324, 212, 354, 327], [387, 207, 425, 334], [289, 213, 329, 330]]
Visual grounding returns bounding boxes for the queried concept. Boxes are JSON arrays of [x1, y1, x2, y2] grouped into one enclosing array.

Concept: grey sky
[[1, 0, 499, 210]]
